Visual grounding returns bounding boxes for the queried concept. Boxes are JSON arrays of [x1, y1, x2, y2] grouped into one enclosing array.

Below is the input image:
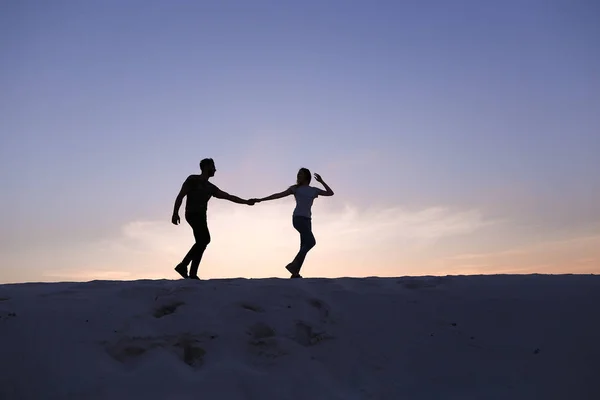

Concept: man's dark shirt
[[184, 175, 219, 215]]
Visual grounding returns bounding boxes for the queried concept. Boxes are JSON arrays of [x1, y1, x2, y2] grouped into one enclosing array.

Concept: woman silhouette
[[254, 168, 334, 278]]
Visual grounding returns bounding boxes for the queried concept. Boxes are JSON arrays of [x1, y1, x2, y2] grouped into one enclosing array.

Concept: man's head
[[297, 167, 311, 185], [200, 158, 216, 177]]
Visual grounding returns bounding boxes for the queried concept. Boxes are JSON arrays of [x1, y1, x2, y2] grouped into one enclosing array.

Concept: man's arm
[[172, 178, 191, 225], [314, 173, 334, 196], [213, 188, 252, 205], [258, 187, 293, 202]]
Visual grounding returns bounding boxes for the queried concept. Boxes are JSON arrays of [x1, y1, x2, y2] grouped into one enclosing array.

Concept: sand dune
[[1, 274, 599, 399]]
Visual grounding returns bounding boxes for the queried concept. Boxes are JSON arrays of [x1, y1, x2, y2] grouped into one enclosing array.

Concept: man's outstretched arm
[[213, 188, 253, 205], [172, 179, 190, 224]]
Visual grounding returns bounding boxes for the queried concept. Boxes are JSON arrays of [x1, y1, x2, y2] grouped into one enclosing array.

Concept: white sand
[[1, 274, 599, 399]]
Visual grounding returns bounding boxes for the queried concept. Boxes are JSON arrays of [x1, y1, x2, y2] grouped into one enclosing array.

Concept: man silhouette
[[172, 158, 255, 279]]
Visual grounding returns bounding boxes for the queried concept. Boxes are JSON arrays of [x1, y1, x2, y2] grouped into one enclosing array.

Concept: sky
[[1, 0, 599, 283]]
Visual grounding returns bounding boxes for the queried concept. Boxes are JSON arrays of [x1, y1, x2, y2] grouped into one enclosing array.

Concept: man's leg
[[175, 213, 210, 279], [175, 241, 203, 278], [179, 243, 198, 270], [187, 214, 211, 279]]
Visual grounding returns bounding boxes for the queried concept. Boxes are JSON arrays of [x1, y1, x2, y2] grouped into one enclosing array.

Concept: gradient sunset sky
[[1, 0, 599, 283]]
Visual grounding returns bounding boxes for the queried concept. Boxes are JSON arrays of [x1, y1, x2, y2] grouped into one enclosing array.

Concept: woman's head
[[297, 167, 311, 185]]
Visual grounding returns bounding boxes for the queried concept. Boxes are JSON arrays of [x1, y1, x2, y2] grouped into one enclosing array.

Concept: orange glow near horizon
[[1, 202, 598, 284]]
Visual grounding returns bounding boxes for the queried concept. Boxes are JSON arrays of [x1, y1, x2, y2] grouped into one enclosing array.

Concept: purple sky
[[1, 0, 599, 283]]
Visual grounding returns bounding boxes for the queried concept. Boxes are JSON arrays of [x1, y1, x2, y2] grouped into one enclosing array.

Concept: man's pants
[[181, 212, 211, 277]]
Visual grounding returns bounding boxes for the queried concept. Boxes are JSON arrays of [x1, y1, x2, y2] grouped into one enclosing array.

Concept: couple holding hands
[[172, 158, 334, 279]]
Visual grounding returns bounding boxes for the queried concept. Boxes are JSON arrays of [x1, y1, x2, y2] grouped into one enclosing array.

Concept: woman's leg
[[289, 216, 316, 274]]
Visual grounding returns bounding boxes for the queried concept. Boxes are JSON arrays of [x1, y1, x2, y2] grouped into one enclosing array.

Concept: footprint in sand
[[239, 302, 264, 313], [0, 311, 17, 320], [153, 301, 185, 318], [293, 321, 332, 346], [308, 298, 333, 323], [246, 322, 289, 362], [105, 334, 210, 368], [247, 322, 275, 341]]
